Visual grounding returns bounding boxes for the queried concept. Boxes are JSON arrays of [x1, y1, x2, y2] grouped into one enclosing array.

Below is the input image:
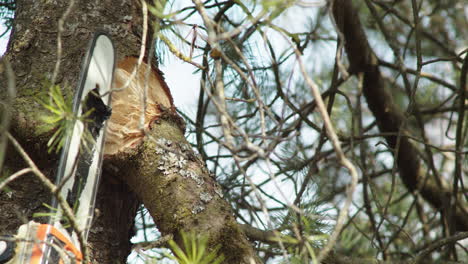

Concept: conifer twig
[[281, 29, 358, 264]]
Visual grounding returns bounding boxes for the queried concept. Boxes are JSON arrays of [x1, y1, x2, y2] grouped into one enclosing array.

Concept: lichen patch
[[200, 192, 213, 203], [191, 203, 205, 214]]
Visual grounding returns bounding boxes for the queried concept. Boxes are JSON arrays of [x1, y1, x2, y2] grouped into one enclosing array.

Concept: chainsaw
[[0, 32, 115, 264]]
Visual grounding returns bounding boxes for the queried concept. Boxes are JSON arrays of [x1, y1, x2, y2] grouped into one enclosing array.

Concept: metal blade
[[53, 32, 115, 239], [0, 32, 116, 264]]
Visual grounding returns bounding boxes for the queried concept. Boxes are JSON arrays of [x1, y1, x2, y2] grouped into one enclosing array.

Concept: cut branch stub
[[104, 57, 175, 156]]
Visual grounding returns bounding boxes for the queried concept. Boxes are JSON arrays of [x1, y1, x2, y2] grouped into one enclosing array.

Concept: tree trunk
[[1, 0, 144, 262], [1, 0, 259, 263]]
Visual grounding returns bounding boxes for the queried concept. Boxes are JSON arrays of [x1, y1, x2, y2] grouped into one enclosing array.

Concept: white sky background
[[157, 0, 329, 119], [0, 25, 9, 54]]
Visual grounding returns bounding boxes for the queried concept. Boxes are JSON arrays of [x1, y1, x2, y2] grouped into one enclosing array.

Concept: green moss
[[216, 220, 250, 262]]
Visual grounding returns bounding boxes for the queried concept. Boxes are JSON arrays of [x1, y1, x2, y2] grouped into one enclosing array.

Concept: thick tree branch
[[331, 0, 467, 231], [106, 119, 260, 263], [105, 56, 259, 263], [240, 224, 420, 264]]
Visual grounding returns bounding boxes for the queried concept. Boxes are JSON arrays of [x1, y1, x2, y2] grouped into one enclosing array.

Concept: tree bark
[[106, 116, 259, 264], [1, 0, 143, 262], [1, 0, 259, 263], [331, 0, 467, 231]]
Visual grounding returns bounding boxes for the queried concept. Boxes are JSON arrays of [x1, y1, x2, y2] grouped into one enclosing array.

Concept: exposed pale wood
[[105, 57, 174, 155]]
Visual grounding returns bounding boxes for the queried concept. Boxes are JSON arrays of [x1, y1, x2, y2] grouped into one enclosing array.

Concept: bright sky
[[0, 25, 8, 54], [159, 56, 200, 119]]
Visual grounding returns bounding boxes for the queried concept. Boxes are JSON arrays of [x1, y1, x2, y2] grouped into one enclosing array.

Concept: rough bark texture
[[1, 0, 144, 262], [105, 117, 260, 264], [331, 0, 467, 231], [1, 1, 259, 263]]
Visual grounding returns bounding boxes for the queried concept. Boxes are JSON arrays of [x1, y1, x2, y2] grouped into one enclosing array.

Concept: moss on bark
[[106, 117, 260, 263], [1, 0, 143, 262]]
